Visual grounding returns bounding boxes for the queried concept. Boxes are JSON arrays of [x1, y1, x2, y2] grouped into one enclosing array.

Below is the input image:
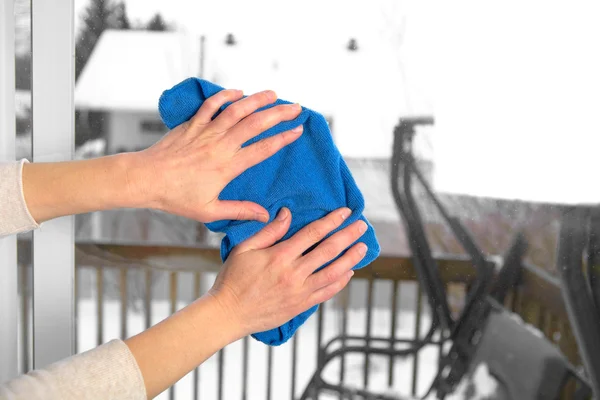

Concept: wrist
[[126, 291, 244, 398], [115, 151, 158, 210], [22, 155, 148, 223], [205, 289, 249, 341]]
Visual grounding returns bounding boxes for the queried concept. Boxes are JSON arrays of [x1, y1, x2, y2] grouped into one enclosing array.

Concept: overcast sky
[[72, 0, 600, 204]]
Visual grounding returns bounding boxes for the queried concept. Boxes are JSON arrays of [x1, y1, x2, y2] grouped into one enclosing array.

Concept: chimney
[[199, 35, 205, 79]]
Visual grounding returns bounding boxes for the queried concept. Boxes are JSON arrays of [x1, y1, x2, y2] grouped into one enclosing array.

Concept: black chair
[[299, 117, 591, 400], [555, 206, 600, 399]]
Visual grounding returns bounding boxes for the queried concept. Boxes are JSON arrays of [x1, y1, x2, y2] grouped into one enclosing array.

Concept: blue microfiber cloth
[[159, 78, 380, 346]]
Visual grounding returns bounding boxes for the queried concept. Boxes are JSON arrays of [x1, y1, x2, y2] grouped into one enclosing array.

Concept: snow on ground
[[77, 299, 448, 400], [440, 363, 499, 400], [77, 298, 503, 399]]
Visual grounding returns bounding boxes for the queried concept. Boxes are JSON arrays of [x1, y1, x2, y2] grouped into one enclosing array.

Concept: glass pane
[[66, 1, 600, 399]]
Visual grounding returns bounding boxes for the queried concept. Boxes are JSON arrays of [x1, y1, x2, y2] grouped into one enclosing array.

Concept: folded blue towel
[[159, 78, 380, 346]]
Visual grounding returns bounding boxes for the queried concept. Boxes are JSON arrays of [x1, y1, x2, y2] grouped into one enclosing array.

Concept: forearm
[[124, 294, 243, 399], [21, 153, 145, 223]]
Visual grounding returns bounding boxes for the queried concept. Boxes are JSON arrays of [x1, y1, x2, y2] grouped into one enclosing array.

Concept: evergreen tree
[[75, 0, 130, 80], [114, 2, 131, 30], [146, 13, 169, 31]]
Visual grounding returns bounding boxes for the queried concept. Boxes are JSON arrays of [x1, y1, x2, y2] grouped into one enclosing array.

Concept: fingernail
[[264, 90, 276, 100], [292, 125, 303, 134], [277, 208, 289, 221], [357, 243, 367, 256], [358, 221, 367, 234], [291, 103, 301, 111], [258, 212, 269, 222], [348, 270, 355, 278], [237, 89, 244, 96], [340, 208, 351, 219]]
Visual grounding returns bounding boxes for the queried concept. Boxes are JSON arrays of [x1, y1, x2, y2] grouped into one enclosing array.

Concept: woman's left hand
[[126, 89, 303, 223], [21, 89, 302, 226]]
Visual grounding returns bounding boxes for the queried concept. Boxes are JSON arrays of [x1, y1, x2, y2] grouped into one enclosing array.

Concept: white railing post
[[31, 0, 76, 368], [0, 0, 19, 383]]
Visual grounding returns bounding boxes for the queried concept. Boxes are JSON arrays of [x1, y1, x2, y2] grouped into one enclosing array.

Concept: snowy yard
[[77, 299, 445, 400], [8, 268, 500, 399]]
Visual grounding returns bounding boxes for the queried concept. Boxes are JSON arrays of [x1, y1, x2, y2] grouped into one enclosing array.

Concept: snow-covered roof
[[73, 10, 434, 158], [199, 31, 432, 159], [75, 30, 200, 112]]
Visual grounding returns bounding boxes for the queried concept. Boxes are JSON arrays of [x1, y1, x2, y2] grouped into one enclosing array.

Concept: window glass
[[63, 1, 600, 399]]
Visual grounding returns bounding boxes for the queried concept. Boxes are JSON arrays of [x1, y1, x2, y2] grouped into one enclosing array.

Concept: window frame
[[30, 0, 76, 369], [0, 0, 19, 383]]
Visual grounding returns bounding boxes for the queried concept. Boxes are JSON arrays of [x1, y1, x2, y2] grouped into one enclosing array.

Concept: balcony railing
[[15, 240, 581, 400]]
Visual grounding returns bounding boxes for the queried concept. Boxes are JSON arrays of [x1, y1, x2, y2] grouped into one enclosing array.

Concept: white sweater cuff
[[0, 159, 39, 237], [0, 340, 147, 400]]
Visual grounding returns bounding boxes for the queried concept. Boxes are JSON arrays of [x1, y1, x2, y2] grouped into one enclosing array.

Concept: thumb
[[235, 208, 292, 252], [212, 200, 270, 223]]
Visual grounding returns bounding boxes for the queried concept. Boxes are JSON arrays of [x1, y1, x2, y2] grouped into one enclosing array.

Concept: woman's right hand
[[209, 207, 368, 337], [126, 207, 368, 398]]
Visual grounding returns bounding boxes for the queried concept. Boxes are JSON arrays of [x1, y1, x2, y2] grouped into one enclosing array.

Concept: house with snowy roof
[[75, 30, 201, 153], [73, 29, 565, 304], [73, 29, 440, 244], [75, 28, 424, 158]]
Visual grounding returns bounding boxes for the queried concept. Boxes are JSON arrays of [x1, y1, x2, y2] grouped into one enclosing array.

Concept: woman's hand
[[22, 89, 302, 224], [126, 89, 303, 223], [209, 206, 368, 336], [126, 207, 367, 398]]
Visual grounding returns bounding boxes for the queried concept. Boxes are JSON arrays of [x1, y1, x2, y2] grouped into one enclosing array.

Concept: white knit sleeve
[[0, 340, 147, 400], [0, 159, 39, 237]]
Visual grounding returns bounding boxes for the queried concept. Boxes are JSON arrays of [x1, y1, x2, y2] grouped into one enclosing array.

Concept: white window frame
[[0, 0, 19, 384], [30, 0, 76, 369]]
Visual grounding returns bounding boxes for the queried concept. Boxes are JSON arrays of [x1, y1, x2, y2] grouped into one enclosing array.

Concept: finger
[[227, 103, 302, 147], [299, 220, 367, 276], [209, 200, 270, 223], [230, 125, 303, 178], [234, 208, 292, 253], [209, 90, 277, 134], [279, 207, 351, 257], [306, 270, 354, 308], [189, 89, 244, 128], [304, 243, 367, 290]]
